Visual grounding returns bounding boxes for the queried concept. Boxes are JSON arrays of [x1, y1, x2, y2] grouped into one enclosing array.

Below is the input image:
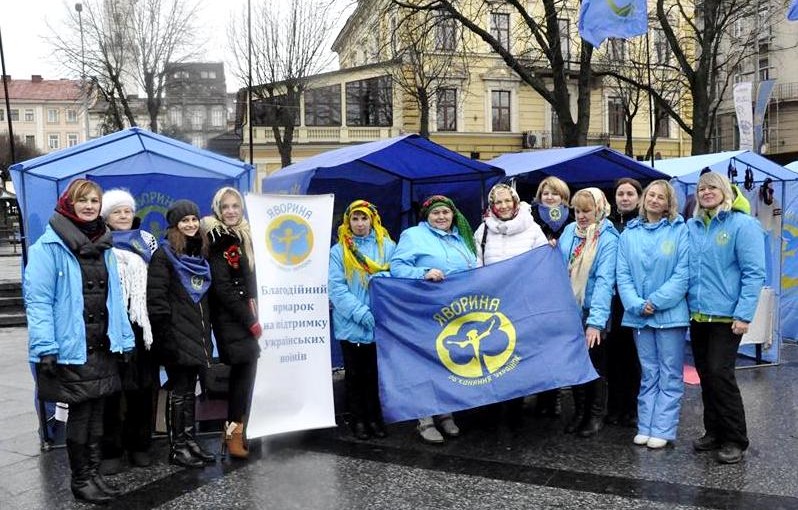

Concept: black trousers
[[165, 365, 200, 396], [67, 397, 105, 444], [606, 295, 641, 418], [102, 387, 155, 457], [228, 360, 258, 423], [690, 321, 749, 449], [340, 341, 382, 424]]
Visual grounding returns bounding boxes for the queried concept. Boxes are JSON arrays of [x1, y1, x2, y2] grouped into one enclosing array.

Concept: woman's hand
[[548, 239, 558, 247], [585, 326, 602, 348], [642, 301, 656, 316], [424, 268, 445, 282], [731, 320, 749, 336]]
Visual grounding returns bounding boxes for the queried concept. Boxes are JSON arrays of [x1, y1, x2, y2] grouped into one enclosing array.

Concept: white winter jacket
[[474, 202, 548, 266]]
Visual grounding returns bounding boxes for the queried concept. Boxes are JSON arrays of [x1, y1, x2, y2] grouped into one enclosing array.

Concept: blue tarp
[[10, 127, 254, 248], [490, 146, 670, 189], [262, 134, 505, 238]]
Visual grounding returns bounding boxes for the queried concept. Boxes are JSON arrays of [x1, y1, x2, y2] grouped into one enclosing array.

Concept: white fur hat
[[101, 189, 136, 218]]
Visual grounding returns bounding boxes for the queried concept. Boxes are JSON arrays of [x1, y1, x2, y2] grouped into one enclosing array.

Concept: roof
[[0, 78, 82, 101], [652, 150, 798, 183]]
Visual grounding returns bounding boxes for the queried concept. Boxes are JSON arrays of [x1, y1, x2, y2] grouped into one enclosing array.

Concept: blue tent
[[654, 150, 798, 360], [10, 127, 254, 248], [262, 134, 505, 238], [489, 146, 670, 191]]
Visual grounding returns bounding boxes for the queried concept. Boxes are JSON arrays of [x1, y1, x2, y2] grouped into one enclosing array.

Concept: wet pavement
[[1, 251, 798, 509]]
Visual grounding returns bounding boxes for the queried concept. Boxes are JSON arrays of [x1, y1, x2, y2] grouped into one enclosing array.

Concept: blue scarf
[[111, 229, 153, 263], [537, 204, 570, 234], [161, 239, 211, 303]]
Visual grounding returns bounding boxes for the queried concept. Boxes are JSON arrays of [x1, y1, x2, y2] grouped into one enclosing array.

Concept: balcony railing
[[252, 126, 402, 144]]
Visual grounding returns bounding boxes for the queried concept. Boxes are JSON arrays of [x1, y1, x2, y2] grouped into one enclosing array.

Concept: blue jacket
[[616, 215, 690, 329], [328, 231, 396, 343], [390, 221, 477, 279], [25, 225, 135, 364], [686, 210, 765, 322], [559, 220, 619, 330]]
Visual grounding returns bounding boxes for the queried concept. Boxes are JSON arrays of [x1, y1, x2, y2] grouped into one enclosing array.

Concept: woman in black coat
[[203, 187, 260, 459], [147, 199, 215, 468]]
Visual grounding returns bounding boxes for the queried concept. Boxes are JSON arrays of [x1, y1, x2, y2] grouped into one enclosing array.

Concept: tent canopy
[[489, 146, 670, 191], [10, 127, 254, 248], [262, 134, 505, 237], [652, 150, 798, 184]]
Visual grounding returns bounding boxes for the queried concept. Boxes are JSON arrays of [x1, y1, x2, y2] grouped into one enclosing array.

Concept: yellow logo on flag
[[436, 312, 516, 379], [265, 214, 314, 266]]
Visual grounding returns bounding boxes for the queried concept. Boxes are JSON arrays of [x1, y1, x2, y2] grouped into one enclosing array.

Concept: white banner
[[733, 82, 754, 151], [245, 193, 336, 438]]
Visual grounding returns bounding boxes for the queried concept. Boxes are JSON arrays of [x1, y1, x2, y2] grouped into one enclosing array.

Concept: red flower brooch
[[224, 245, 242, 269]]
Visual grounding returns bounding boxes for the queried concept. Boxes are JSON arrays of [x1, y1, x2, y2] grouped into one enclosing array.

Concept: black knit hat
[[166, 199, 200, 228]]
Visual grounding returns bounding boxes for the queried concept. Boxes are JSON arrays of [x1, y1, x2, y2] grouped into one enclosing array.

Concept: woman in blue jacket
[[391, 195, 476, 444], [329, 200, 396, 440], [616, 180, 689, 449], [559, 188, 618, 438], [25, 179, 134, 504], [687, 171, 765, 464]]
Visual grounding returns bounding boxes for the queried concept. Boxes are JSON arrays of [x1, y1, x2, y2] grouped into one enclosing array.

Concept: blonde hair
[[640, 180, 679, 222], [693, 171, 733, 219], [535, 176, 571, 204], [66, 179, 103, 203]]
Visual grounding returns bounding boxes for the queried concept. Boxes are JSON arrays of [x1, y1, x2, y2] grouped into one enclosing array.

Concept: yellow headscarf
[[338, 200, 392, 285]]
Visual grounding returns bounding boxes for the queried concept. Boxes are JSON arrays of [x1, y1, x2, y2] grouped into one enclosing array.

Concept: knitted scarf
[[568, 188, 610, 307], [337, 200, 392, 285], [420, 195, 476, 254], [112, 246, 153, 348], [161, 238, 212, 303]]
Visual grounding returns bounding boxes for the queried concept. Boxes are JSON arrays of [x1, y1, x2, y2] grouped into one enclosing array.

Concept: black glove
[[39, 355, 57, 378], [118, 350, 134, 364]]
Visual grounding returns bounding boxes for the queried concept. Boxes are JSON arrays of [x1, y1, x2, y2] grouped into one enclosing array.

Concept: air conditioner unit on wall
[[522, 131, 537, 149]]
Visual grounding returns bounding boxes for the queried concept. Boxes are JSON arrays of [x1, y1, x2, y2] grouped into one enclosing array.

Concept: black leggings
[[67, 397, 105, 444], [228, 360, 258, 423]]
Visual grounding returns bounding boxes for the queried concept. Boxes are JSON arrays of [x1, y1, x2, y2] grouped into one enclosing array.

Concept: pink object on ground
[[683, 364, 701, 385]]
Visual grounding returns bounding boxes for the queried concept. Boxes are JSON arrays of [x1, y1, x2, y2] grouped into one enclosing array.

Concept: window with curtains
[[491, 90, 511, 132], [608, 97, 625, 136]]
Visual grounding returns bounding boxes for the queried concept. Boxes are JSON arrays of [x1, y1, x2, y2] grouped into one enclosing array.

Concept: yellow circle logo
[[715, 231, 730, 247], [266, 215, 314, 266], [660, 239, 676, 256], [436, 312, 516, 378]]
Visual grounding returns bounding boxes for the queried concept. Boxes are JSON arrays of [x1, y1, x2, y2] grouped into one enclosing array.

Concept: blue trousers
[[634, 326, 687, 440]]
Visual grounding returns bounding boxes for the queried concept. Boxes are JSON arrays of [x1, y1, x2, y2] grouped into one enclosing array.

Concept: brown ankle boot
[[224, 422, 248, 459]]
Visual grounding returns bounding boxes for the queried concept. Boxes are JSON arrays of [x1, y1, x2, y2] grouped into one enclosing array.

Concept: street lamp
[[75, 2, 90, 141]]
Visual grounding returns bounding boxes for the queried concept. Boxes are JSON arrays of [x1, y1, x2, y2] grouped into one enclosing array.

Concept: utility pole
[[75, 2, 90, 142]]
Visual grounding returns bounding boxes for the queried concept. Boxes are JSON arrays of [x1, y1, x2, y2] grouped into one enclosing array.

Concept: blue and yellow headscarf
[[338, 200, 392, 285]]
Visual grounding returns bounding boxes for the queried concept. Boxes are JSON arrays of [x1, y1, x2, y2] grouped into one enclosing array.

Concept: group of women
[[25, 179, 261, 504], [329, 171, 765, 467]]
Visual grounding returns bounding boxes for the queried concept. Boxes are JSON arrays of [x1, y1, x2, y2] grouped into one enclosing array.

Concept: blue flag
[[578, 0, 648, 48], [789, 0, 798, 21], [370, 246, 598, 423]]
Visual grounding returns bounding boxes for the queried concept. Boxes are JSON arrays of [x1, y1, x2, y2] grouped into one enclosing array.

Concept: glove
[[39, 355, 57, 378], [360, 311, 376, 330], [249, 322, 263, 339]]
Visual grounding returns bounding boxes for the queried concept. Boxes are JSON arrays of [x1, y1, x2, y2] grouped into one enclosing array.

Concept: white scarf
[[113, 247, 153, 349]]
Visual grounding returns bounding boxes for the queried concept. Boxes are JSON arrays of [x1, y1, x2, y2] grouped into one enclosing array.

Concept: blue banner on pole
[[370, 247, 598, 423], [578, 0, 648, 48], [789, 0, 798, 21]]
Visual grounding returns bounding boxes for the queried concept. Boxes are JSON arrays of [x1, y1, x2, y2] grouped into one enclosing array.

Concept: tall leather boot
[[67, 440, 112, 504], [565, 385, 587, 433], [87, 438, 122, 496], [168, 391, 204, 468], [579, 377, 607, 438], [183, 391, 215, 464]]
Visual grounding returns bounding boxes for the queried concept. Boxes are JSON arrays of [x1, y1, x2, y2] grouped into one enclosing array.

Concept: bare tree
[[393, 0, 595, 147], [229, 0, 341, 167], [596, 39, 645, 156]]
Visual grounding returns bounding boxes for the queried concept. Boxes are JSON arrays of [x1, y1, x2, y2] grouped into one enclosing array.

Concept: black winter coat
[[147, 247, 212, 368], [207, 231, 260, 364]]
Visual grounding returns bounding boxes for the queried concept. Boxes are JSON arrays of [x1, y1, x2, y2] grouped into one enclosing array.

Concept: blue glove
[[361, 311, 376, 330]]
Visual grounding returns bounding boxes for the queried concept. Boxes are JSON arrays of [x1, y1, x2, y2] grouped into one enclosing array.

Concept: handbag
[[199, 361, 231, 400]]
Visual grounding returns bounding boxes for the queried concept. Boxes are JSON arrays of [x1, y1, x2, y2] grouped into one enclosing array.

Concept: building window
[[10, 109, 19, 121], [169, 108, 183, 127], [558, 18, 571, 63], [0, 109, 4, 121], [655, 104, 670, 138], [345, 76, 393, 127], [653, 28, 671, 65], [200, 71, 217, 79], [490, 12, 510, 48], [66, 109, 78, 123], [491, 90, 511, 132], [191, 134, 204, 148], [48, 134, 60, 150], [173, 71, 190, 79], [67, 133, 79, 147], [304, 85, 341, 126], [47, 108, 60, 123], [608, 97, 625, 136], [436, 13, 457, 51], [759, 56, 770, 81], [609, 39, 627, 62], [190, 109, 205, 130], [25, 135, 35, 147], [436, 88, 457, 131], [211, 107, 225, 127], [252, 95, 301, 126], [24, 109, 34, 122]]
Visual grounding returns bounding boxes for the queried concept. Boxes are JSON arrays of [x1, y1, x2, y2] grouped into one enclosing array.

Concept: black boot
[[565, 385, 587, 433], [579, 378, 607, 438], [67, 440, 113, 504], [87, 439, 122, 496], [168, 391, 204, 468], [183, 391, 216, 464]]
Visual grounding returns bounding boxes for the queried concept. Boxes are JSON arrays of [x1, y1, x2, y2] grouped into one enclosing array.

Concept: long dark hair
[[166, 225, 208, 257]]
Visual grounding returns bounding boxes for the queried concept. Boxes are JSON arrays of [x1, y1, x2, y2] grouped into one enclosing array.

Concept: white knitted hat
[[101, 189, 136, 218]]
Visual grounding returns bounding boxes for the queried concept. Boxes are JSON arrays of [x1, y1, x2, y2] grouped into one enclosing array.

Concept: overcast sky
[[1, 0, 351, 93]]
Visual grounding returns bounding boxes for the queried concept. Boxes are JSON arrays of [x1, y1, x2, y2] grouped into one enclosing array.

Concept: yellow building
[[244, 0, 692, 186]]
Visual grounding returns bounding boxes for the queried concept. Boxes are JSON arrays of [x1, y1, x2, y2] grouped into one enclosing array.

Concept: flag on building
[[370, 247, 598, 423], [578, 0, 649, 48]]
